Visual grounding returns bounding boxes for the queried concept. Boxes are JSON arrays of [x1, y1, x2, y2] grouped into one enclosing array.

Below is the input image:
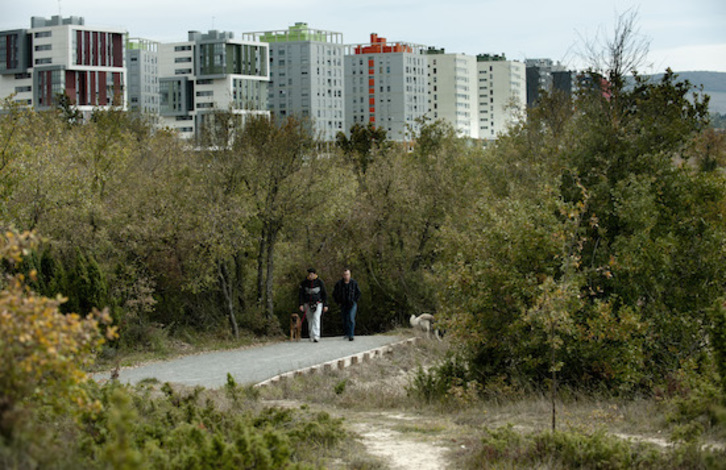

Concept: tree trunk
[[265, 225, 279, 322], [551, 323, 557, 432], [256, 227, 266, 307], [218, 262, 239, 340]]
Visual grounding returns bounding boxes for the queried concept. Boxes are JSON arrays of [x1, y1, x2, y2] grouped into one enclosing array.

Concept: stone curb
[[254, 336, 419, 388]]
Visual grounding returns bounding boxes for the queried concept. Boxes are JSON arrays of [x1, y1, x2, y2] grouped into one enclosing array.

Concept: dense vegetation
[[2, 16, 726, 464]]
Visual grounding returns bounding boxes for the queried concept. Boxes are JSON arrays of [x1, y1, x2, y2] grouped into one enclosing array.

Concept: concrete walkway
[[94, 335, 405, 389]]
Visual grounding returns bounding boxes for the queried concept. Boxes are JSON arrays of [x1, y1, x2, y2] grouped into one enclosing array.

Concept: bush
[[467, 425, 725, 469]]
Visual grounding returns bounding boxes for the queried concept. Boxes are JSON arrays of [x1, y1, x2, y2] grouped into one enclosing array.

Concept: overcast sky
[[2, 0, 725, 72]]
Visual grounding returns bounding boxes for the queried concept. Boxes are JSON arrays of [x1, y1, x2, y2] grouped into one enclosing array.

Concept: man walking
[[298, 268, 328, 342], [333, 268, 362, 341]]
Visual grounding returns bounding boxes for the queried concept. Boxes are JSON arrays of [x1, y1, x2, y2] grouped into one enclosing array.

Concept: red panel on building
[[100, 33, 106, 67], [98, 71, 107, 104], [92, 32, 98, 66], [65, 70, 76, 104], [112, 72, 122, 105], [84, 31, 90, 65], [76, 30, 83, 65], [112, 34, 123, 67], [89, 71, 96, 105], [77, 71, 87, 106]]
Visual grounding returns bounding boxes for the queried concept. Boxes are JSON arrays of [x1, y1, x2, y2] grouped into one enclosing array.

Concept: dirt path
[[350, 413, 449, 470], [346, 412, 448, 470]]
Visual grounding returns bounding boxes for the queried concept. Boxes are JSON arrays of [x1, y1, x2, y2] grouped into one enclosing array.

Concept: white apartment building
[[344, 33, 428, 141], [0, 15, 127, 113], [158, 30, 269, 139], [426, 48, 478, 139], [476, 54, 526, 139], [126, 37, 158, 116], [243, 23, 345, 141]]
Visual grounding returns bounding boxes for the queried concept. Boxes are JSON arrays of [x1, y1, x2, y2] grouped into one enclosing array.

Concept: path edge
[[254, 336, 420, 388]]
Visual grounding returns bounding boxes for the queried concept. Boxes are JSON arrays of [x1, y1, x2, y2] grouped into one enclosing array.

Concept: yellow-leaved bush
[[0, 228, 116, 438]]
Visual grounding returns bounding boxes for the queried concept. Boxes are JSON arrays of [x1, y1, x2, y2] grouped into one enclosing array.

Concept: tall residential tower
[[345, 33, 428, 141], [158, 30, 269, 139], [0, 15, 127, 113], [476, 54, 526, 139], [426, 48, 478, 138], [243, 23, 345, 141]]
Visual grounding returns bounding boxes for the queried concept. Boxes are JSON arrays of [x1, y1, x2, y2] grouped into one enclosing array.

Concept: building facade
[[158, 30, 269, 139], [525, 58, 574, 107], [477, 54, 526, 139], [126, 37, 159, 116], [0, 15, 127, 113], [344, 33, 428, 141], [425, 48, 478, 139], [243, 23, 344, 141]]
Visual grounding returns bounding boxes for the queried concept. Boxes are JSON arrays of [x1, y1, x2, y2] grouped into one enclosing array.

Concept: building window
[[15, 73, 31, 79], [196, 79, 213, 85], [196, 90, 213, 97], [35, 58, 52, 65], [174, 45, 192, 52], [175, 68, 192, 75], [14, 86, 31, 93], [174, 57, 192, 63], [34, 44, 52, 51], [34, 31, 51, 38]]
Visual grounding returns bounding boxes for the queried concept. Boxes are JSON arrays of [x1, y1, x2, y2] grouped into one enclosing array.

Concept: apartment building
[[243, 23, 344, 141], [158, 30, 269, 139], [344, 33, 428, 141], [126, 37, 158, 116], [425, 48, 478, 138], [525, 58, 574, 107], [0, 15, 127, 113], [477, 54, 526, 139]]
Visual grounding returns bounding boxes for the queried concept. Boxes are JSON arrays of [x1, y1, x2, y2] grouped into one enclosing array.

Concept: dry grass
[[256, 334, 723, 468]]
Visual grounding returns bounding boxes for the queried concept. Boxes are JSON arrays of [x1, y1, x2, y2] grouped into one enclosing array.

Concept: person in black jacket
[[298, 267, 328, 342], [333, 268, 362, 341]]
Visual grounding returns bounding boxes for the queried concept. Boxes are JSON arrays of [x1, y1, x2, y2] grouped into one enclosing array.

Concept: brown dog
[[290, 313, 302, 341]]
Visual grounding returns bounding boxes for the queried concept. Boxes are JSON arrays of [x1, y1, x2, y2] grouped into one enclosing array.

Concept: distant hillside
[[645, 71, 726, 115]]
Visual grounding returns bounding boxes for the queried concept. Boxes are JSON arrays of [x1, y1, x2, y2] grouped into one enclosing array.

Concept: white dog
[[409, 313, 441, 340]]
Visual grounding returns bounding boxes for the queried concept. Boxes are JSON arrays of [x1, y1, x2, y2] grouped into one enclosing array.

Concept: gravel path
[[94, 335, 403, 388]]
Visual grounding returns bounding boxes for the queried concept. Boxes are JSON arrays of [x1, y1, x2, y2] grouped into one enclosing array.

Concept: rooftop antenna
[[58, 0, 62, 16], [212, 16, 215, 30]]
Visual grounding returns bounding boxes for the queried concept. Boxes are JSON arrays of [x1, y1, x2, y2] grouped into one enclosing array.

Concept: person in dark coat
[[298, 267, 328, 342], [333, 268, 362, 341]]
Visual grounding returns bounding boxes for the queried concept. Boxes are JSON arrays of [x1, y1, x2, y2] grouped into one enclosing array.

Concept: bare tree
[[578, 9, 652, 88]]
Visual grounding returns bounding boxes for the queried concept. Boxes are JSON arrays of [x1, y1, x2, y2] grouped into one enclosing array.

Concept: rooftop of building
[[31, 15, 85, 28], [477, 53, 507, 62], [243, 22, 343, 44], [346, 33, 426, 55], [127, 37, 159, 51], [188, 30, 235, 42]]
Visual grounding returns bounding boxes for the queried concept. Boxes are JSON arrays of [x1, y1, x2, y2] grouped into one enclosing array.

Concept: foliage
[[437, 59, 726, 396], [465, 425, 725, 469], [0, 227, 115, 449]]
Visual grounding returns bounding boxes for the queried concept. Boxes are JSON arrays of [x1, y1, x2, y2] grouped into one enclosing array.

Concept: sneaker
[[349, 337, 354, 341], [313, 338, 319, 343]]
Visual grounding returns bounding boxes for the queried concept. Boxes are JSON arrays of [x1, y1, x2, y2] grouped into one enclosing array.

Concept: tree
[[0, 228, 115, 441], [437, 13, 725, 394], [336, 122, 390, 176], [234, 115, 320, 328]]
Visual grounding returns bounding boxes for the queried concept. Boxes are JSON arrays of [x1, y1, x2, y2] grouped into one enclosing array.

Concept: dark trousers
[[341, 302, 357, 338]]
